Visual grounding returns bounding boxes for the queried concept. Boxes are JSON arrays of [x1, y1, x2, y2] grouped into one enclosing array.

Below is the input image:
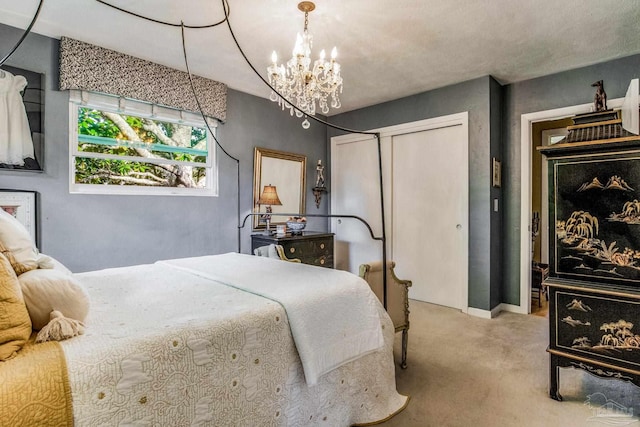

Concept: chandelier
[[267, 1, 343, 127]]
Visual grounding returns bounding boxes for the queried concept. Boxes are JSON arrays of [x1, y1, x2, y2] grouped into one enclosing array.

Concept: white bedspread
[[62, 255, 407, 426], [159, 252, 384, 385]]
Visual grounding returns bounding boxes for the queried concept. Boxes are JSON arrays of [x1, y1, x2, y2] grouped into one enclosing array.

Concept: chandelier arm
[[221, 0, 377, 137], [95, 0, 229, 29]]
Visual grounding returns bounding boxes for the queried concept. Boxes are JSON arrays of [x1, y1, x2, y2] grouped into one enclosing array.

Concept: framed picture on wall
[[0, 65, 45, 171], [0, 190, 37, 244]]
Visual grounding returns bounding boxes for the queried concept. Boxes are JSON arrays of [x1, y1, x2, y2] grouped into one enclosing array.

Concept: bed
[[1, 251, 408, 426]]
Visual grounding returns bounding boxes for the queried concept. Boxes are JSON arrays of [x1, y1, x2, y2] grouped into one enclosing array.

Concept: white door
[[331, 135, 384, 273], [391, 127, 467, 308], [331, 114, 469, 311]]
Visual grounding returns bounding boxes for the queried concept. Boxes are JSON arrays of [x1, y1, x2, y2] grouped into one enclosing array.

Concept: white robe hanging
[[0, 70, 35, 165]]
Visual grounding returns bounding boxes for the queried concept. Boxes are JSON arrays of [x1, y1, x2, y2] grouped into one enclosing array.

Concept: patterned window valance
[[59, 37, 227, 122]]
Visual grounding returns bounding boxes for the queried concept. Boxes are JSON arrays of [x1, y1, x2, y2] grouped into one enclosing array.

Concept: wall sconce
[[258, 184, 282, 235], [312, 159, 327, 208]]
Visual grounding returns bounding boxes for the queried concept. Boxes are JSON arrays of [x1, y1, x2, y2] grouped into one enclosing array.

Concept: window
[[69, 90, 218, 196]]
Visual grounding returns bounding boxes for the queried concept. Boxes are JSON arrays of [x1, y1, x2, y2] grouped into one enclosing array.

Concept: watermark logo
[[585, 393, 638, 426]]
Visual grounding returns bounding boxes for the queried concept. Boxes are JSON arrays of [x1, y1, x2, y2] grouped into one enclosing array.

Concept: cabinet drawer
[[283, 237, 333, 268], [251, 232, 334, 268], [551, 288, 640, 369]]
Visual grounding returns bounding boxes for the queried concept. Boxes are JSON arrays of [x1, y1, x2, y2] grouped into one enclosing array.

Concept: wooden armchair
[[359, 261, 412, 369]]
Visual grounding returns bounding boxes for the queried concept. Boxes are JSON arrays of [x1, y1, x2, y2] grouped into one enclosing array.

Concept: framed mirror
[[253, 147, 306, 230]]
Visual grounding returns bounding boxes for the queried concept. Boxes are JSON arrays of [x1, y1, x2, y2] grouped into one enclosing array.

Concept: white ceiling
[[1, 0, 639, 115]]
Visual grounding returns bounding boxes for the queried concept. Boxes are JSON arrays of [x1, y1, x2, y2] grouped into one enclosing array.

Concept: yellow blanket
[[0, 335, 73, 427]]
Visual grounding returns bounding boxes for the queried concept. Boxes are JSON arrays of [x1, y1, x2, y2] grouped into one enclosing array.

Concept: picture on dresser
[[0, 65, 44, 171], [552, 153, 640, 288]]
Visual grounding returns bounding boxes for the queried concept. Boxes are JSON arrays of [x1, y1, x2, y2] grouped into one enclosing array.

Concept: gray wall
[[489, 76, 504, 309], [0, 24, 328, 272], [328, 54, 640, 311], [328, 77, 497, 310], [5, 22, 638, 310], [501, 54, 640, 305]]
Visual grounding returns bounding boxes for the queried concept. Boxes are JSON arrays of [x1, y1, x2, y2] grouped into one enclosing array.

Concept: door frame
[[540, 128, 569, 266], [519, 98, 624, 313], [331, 112, 469, 312]]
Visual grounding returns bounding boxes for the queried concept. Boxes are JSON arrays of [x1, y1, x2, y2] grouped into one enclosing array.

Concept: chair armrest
[[274, 245, 302, 262]]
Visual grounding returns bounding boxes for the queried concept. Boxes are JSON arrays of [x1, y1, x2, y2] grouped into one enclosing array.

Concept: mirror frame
[[253, 147, 306, 230]]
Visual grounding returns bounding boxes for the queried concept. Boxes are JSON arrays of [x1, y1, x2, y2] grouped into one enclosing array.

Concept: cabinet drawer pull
[[290, 247, 295, 253], [320, 243, 325, 249], [320, 259, 325, 265]]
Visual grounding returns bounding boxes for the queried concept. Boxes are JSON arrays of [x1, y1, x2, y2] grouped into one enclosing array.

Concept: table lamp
[[258, 184, 282, 235]]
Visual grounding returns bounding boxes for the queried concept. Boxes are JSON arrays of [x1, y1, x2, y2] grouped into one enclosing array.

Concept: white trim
[[331, 112, 470, 314], [468, 302, 523, 318], [519, 97, 624, 313], [495, 303, 523, 315], [467, 307, 492, 319]]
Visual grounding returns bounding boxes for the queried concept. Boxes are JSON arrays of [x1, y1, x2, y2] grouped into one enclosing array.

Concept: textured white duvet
[[160, 253, 384, 385], [62, 254, 407, 426]]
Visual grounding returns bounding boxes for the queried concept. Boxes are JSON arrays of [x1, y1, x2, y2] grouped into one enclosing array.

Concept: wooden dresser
[[539, 109, 640, 401], [251, 231, 334, 268]]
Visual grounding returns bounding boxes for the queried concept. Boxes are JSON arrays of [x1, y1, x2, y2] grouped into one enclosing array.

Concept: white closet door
[[331, 114, 469, 311], [331, 136, 383, 273], [391, 126, 467, 309]]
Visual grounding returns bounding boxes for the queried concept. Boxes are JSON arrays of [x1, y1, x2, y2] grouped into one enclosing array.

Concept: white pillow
[[18, 269, 90, 330], [0, 209, 38, 270], [36, 253, 73, 275]]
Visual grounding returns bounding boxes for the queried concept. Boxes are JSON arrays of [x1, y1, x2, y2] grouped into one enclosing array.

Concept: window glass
[[69, 91, 217, 196]]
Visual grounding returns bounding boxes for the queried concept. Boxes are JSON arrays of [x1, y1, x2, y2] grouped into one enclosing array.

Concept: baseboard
[[466, 307, 493, 319], [497, 303, 527, 315], [467, 303, 526, 319]]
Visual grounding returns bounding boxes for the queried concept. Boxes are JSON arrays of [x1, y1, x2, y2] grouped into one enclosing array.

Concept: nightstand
[[251, 231, 334, 268]]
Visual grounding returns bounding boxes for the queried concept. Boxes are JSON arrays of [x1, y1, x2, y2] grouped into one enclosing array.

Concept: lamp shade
[[258, 185, 282, 206]]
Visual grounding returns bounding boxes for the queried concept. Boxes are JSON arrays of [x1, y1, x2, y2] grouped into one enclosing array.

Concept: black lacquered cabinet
[[251, 231, 334, 268], [547, 281, 640, 400], [540, 110, 640, 400]]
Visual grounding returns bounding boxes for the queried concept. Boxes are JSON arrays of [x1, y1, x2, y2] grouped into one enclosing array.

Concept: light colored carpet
[[380, 300, 640, 427]]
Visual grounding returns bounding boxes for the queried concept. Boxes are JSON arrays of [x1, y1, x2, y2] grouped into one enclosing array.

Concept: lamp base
[[263, 218, 273, 235]]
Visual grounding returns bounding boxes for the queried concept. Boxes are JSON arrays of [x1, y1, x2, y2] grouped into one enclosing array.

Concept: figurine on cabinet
[[592, 80, 607, 112]]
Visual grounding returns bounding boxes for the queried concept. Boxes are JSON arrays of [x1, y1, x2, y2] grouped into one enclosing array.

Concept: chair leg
[[538, 288, 542, 307], [400, 328, 408, 369]]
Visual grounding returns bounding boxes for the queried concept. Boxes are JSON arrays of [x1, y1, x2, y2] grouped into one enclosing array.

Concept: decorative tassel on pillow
[[36, 310, 85, 343]]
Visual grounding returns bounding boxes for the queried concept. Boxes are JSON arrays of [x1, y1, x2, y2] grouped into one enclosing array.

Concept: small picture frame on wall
[[0, 190, 37, 244], [492, 158, 502, 188]]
